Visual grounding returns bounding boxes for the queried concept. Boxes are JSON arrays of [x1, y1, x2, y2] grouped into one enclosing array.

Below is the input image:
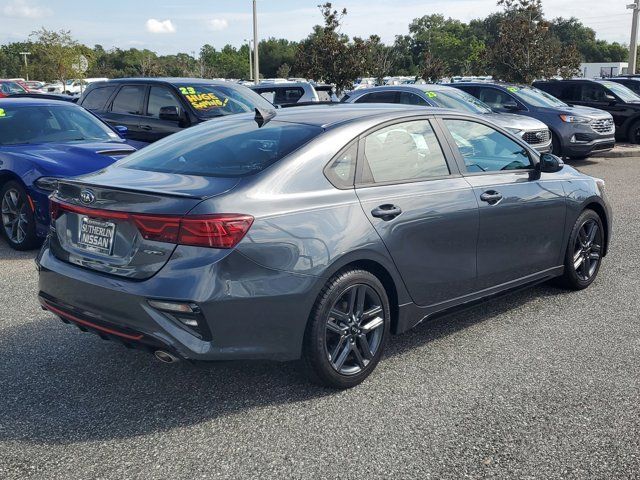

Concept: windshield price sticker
[[0, 108, 6, 118], [507, 86, 519, 92], [179, 86, 229, 110], [426, 91, 437, 98]]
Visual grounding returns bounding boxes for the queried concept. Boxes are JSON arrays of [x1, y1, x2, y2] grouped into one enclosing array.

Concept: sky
[[0, 0, 633, 54]]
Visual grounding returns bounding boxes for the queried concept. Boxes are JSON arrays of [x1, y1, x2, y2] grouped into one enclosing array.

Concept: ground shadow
[[0, 282, 570, 446]]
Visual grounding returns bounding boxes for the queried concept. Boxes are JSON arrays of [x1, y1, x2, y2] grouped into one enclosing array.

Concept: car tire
[[302, 269, 391, 389], [629, 120, 640, 144], [551, 131, 563, 157], [0, 181, 40, 251], [555, 209, 604, 290]]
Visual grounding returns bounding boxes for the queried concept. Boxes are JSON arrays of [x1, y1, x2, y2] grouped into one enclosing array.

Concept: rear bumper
[[36, 242, 320, 361]]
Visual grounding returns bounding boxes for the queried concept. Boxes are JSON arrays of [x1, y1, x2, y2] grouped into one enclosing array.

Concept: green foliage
[[0, 3, 631, 86]]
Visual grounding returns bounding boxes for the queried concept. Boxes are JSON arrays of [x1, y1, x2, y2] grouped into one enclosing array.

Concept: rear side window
[[355, 91, 398, 104], [122, 120, 323, 177], [399, 91, 428, 106], [325, 143, 357, 188], [81, 86, 116, 111], [111, 86, 144, 115], [361, 120, 450, 184], [254, 87, 304, 105]]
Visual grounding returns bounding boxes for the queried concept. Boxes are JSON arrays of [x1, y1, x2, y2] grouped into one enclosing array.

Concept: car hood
[[535, 105, 612, 120], [0, 142, 137, 178], [483, 112, 548, 131]]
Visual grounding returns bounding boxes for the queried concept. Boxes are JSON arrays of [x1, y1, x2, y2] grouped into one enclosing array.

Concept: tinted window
[[361, 120, 449, 184], [444, 119, 532, 173], [599, 81, 640, 102], [121, 120, 323, 177], [254, 87, 305, 105], [81, 86, 116, 111], [111, 86, 144, 114], [176, 84, 274, 118], [147, 86, 181, 118], [581, 83, 608, 102], [0, 105, 119, 145], [325, 143, 357, 188], [355, 91, 398, 104], [477, 87, 515, 109], [399, 91, 428, 106], [617, 80, 640, 93]]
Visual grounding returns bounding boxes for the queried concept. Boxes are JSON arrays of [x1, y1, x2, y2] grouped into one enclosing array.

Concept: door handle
[[138, 125, 152, 131], [480, 190, 503, 205], [371, 204, 402, 220]]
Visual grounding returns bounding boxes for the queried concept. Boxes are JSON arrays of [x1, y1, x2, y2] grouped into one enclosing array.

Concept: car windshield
[[600, 81, 640, 103], [508, 86, 568, 107], [175, 83, 275, 118], [424, 89, 492, 114], [0, 81, 27, 95], [0, 104, 120, 145], [121, 119, 323, 177]]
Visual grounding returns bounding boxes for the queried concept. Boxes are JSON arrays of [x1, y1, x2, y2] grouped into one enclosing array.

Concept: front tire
[[555, 209, 604, 290], [628, 120, 640, 144], [1, 181, 39, 251], [302, 269, 391, 389]]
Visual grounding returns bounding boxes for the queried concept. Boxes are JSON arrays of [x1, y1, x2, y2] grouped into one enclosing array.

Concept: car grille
[[591, 118, 614, 134], [522, 129, 551, 145]]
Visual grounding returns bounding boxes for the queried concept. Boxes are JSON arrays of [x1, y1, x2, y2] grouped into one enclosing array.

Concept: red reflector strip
[[44, 302, 144, 341]]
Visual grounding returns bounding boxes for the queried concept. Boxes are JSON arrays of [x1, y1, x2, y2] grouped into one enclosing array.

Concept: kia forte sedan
[[37, 104, 611, 389]]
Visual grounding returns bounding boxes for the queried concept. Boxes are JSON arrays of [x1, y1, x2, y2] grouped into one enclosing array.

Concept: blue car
[[0, 97, 137, 250]]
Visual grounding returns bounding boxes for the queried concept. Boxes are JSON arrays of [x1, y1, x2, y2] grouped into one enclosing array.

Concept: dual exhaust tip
[[154, 350, 180, 364]]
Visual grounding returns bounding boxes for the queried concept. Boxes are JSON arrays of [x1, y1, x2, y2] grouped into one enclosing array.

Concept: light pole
[[244, 38, 253, 81], [252, 0, 259, 84], [19, 51, 31, 81], [628, 1, 640, 74]]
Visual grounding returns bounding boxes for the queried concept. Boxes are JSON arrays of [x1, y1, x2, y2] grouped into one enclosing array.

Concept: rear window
[[121, 119, 323, 177]]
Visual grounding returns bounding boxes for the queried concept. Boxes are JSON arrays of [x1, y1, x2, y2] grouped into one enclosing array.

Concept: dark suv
[[78, 78, 274, 143], [606, 76, 640, 95], [533, 79, 640, 144], [452, 82, 615, 158]]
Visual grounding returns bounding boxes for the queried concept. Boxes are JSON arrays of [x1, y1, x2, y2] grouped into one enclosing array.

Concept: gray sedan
[[37, 104, 611, 389]]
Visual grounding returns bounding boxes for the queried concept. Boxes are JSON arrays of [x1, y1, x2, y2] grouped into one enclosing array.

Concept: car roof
[[251, 82, 311, 88], [0, 97, 79, 107], [246, 103, 457, 129], [451, 81, 526, 88], [90, 77, 237, 86], [351, 84, 458, 95]]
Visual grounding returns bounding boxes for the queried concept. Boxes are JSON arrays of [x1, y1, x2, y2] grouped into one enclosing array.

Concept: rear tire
[[0, 181, 39, 251], [555, 209, 604, 290], [302, 269, 390, 389]]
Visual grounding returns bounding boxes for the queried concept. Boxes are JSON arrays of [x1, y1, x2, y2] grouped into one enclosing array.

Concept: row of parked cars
[[0, 74, 615, 387]]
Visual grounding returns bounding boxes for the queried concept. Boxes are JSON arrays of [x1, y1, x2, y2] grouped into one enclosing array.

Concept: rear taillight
[[49, 199, 253, 249]]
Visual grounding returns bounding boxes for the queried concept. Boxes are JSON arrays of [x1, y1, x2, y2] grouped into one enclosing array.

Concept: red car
[[0, 80, 28, 97]]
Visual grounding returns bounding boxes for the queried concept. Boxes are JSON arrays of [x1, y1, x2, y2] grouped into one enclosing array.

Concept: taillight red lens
[[132, 215, 181, 243], [179, 215, 254, 248], [49, 199, 253, 249]]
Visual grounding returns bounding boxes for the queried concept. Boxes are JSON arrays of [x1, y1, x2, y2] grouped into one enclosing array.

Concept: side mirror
[[604, 94, 616, 104], [159, 105, 182, 122], [503, 101, 520, 111], [114, 125, 128, 138], [538, 153, 564, 173]]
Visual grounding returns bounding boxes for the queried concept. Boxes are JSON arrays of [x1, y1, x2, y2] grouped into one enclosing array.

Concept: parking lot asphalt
[[0, 156, 638, 480]]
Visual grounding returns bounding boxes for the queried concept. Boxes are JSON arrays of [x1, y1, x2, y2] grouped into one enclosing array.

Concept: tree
[[550, 17, 628, 62], [294, 3, 365, 92], [276, 62, 291, 78], [364, 35, 395, 84], [485, 0, 580, 82], [419, 51, 447, 82], [29, 28, 84, 85]]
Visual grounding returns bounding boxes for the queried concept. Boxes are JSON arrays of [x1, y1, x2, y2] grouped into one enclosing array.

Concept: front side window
[[399, 91, 428, 106], [444, 119, 532, 173], [581, 84, 609, 103], [147, 86, 181, 118], [477, 88, 515, 109], [111, 85, 144, 115], [361, 120, 449, 184], [81, 86, 116, 111]]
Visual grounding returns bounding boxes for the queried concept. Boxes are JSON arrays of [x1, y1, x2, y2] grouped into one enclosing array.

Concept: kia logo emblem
[[80, 190, 96, 205]]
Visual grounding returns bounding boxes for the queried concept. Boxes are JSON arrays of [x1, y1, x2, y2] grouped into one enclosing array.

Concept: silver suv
[[342, 84, 552, 152]]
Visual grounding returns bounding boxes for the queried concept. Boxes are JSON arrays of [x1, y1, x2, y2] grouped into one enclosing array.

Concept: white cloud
[[207, 18, 229, 31], [2, 0, 51, 18], [145, 18, 176, 34]]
